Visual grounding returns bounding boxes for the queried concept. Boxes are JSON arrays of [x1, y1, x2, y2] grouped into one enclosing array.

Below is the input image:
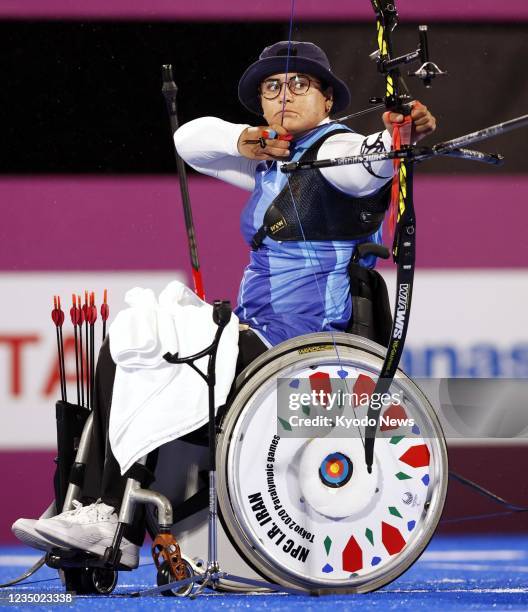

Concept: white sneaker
[[11, 501, 95, 551], [12, 518, 69, 552], [34, 500, 139, 569]]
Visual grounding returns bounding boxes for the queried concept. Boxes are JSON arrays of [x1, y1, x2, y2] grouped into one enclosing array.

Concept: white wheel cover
[[222, 353, 445, 590]]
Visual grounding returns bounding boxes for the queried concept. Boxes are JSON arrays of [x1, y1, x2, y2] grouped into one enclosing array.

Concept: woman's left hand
[[382, 101, 437, 143]]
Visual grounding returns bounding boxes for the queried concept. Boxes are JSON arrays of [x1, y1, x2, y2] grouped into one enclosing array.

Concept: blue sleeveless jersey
[[234, 123, 384, 347]]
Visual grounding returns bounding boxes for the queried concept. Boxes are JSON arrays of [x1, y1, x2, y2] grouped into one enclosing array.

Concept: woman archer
[[174, 40, 435, 348]]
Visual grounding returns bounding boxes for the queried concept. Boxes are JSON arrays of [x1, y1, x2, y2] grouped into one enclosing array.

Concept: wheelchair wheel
[[217, 332, 448, 594], [87, 567, 118, 595], [156, 559, 194, 597], [62, 567, 117, 595]]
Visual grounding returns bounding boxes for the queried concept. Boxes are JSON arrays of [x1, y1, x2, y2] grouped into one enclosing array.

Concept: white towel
[[108, 281, 239, 474]]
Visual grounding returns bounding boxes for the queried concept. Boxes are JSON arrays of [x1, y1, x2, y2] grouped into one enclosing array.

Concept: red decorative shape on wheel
[[399, 444, 430, 468], [342, 535, 363, 572], [353, 373, 375, 400], [309, 371, 332, 405], [381, 522, 406, 555], [380, 403, 408, 431]]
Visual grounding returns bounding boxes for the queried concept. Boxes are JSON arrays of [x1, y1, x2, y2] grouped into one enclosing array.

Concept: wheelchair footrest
[[45, 548, 131, 571]]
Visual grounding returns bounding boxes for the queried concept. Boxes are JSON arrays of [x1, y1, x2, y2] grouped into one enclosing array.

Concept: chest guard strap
[[251, 129, 391, 250]]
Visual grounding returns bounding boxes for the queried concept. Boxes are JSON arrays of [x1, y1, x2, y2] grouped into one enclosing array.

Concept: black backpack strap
[[251, 225, 269, 250]]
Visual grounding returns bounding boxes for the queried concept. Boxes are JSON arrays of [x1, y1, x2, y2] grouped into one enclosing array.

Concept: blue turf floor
[[0, 535, 527, 611]]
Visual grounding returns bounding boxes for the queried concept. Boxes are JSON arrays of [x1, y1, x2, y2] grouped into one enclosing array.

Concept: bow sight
[[369, 24, 446, 93], [369, 0, 446, 114]]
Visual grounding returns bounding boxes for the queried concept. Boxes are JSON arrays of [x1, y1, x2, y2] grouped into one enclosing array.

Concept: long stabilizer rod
[[282, 112, 528, 173], [433, 113, 528, 154], [161, 64, 205, 300]]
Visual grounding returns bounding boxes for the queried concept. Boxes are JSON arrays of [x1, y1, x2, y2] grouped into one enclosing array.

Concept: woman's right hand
[[237, 124, 292, 160]]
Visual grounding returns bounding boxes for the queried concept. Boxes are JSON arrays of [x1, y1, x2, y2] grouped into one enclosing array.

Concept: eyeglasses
[[259, 75, 322, 100]]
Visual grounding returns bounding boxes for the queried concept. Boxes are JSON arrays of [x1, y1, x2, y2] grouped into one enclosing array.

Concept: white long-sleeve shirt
[[174, 116, 393, 197]]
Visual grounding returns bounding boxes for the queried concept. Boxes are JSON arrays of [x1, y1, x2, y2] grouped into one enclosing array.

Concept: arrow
[[51, 295, 66, 402], [77, 294, 85, 407], [100, 288, 109, 342], [69, 293, 81, 405]]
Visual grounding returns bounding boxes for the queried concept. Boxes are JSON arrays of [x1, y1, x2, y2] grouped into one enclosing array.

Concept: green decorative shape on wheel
[[388, 506, 403, 518], [365, 528, 374, 546], [395, 471, 412, 480], [302, 404, 311, 416], [277, 417, 292, 432], [390, 435, 405, 445], [324, 535, 332, 555]]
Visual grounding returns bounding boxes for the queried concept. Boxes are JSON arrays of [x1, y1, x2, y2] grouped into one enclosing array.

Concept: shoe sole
[[35, 524, 138, 569], [12, 524, 68, 553]]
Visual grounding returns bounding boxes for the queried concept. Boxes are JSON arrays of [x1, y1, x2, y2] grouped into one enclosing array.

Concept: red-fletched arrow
[[70, 293, 82, 326], [51, 295, 66, 401], [100, 288, 109, 342], [51, 295, 65, 328], [82, 290, 89, 322], [70, 294, 81, 405], [77, 294, 85, 407], [100, 288, 109, 321], [87, 292, 97, 409], [87, 291, 98, 325], [83, 290, 91, 408]]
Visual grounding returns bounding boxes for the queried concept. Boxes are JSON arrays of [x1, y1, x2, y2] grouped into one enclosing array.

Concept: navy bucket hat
[[238, 41, 351, 116]]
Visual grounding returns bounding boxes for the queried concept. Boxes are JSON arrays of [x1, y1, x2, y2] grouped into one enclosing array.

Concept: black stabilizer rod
[[161, 64, 205, 299]]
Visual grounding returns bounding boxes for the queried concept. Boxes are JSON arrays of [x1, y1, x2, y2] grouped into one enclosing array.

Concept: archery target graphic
[[319, 452, 353, 488], [300, 438, 378, 519]]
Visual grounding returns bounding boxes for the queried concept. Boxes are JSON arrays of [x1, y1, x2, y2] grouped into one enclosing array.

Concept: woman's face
[[259, 72, 333, 134]]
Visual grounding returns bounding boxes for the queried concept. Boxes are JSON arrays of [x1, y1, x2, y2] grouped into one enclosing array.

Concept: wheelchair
[[34, 244, 448, 595]]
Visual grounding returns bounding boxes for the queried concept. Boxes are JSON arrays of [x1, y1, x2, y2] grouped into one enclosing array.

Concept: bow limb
[[364, 0, 417, 472]]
